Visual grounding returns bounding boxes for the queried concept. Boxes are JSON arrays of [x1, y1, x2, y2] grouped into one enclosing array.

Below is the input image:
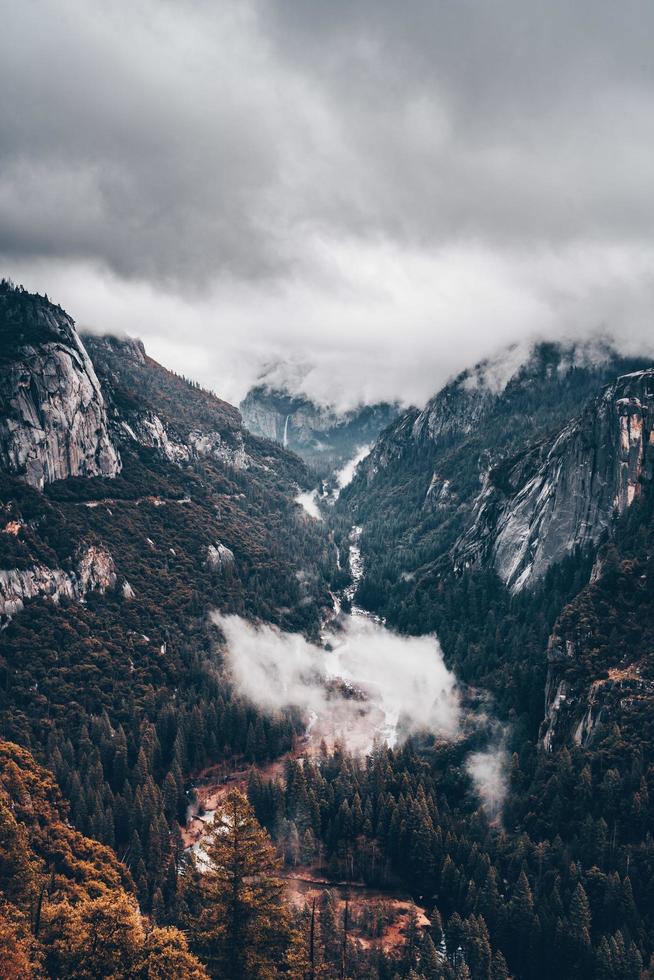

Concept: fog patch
[[213, 612, 460, 752], [466, 744, 508, 820], [212, 611, 508, 813], [295, 490, 322, 520], [335, 445, 371, 491]]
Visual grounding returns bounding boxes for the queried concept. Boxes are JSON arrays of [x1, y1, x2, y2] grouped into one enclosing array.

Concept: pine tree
[[569, 882, 591, 935], [0, 800, 41, 908], [595, 937, 614, 980], [185, 790, 303, 978], [420, 932, 442, 979], [402, 907, 421, 974], [509, 871, 535, 933], [508, 871, 538, 976], [491, 950, 509, 980], [624, 941, 643, 980]]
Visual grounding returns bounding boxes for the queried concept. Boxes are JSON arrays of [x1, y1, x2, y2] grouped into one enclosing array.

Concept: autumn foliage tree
[[0, 741, 208, 979], [183, 790, 304, 979]]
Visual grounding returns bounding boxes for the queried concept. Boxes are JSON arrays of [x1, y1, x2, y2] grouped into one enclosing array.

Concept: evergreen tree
[[184, 791, 303, 978]]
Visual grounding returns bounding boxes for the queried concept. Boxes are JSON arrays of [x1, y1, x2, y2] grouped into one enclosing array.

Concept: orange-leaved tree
[[183, 790, 305, 979]]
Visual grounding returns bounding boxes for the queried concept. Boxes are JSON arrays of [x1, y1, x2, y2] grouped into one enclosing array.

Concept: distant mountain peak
[[240, 382, 400, 476]]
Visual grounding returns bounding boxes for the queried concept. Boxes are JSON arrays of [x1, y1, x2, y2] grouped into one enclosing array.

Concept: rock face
[[84, 332, 253, 472], [0, 282, 121, 489], [120, 410, 251, 470], [0, 566, 75, 618], [539, 555, 654, 753], [76, 545, 117, 594], [352, 345, 539, 488], [337, 342, 653, 629], [240, 385, 399, 475], [457, 370, 654, 592], [206, 542, 235, 572], [539, 629, 609, 753], [187, 430, 250, 470], [0, 544, 119, 620], [121, 411, 191, 465]]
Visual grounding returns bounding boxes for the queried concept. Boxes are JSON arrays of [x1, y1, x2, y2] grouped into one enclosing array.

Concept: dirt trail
[[282, 874, 431, 952], [78, 495, 192, 508]]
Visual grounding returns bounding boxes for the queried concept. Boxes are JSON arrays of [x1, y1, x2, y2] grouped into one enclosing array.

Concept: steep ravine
[[186, 521, 391, 845], [183, 525, 436, 953]]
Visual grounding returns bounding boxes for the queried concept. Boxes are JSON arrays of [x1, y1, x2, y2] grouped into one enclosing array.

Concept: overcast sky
[[2, 0, 654, 409]]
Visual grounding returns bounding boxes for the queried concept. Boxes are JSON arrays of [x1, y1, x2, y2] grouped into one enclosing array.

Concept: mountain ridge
[[338, 340, 654, 621], [455, 367, 654, 591], [0, 283, 336, 940], [3, 281, 654, 978]]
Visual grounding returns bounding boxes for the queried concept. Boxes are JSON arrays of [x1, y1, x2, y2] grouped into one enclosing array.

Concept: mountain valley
[[1, 281, 654, 979]]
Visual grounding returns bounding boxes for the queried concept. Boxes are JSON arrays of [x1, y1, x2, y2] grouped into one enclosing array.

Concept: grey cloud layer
[[1, 0, 653, 407]]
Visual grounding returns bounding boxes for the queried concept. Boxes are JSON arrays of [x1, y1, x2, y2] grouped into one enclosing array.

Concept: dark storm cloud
[[259, 0, 654, 245], [1, 0, 654, 407], [0, 1, 297, 281]]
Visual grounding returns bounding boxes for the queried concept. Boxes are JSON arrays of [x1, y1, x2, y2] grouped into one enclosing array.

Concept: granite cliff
[[457, 369, 654, 591], [337, 342, 650, 621], [0, 281, 120, 489]]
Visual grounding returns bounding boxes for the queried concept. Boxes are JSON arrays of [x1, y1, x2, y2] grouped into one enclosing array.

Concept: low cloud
[[3, 2, 654, 411], [466, 744, 508, 821], [213, 611, 507, 812], [295, 490, 323, 520], [7, 238, 654, 413], [213, 611, 460, 751]]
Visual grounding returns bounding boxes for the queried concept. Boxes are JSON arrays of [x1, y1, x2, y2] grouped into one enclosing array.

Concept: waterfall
[[283, 414, 291, 448]]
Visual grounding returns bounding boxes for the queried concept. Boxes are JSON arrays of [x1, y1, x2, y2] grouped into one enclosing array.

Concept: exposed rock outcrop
[[539, 518, 654, 753], [457, 370, 654, 592], [120, 410, 251, 470], [0, 565, 76, 619], [206, 542, 235, 572], [76, 545, 117, 594], [188, 430, 250, 470], [0, 283, 121, 488], [540, 625, 654, 753], [121, 412, 191, 465], [411, 377, 494, 445], [0, 544, 119, 620]]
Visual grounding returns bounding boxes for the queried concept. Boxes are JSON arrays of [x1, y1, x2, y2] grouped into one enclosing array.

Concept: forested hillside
[[324, 350, 654, 978], [0, 283, 337, 972], [0, 740, 208, 976]]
